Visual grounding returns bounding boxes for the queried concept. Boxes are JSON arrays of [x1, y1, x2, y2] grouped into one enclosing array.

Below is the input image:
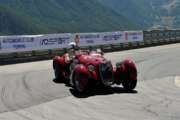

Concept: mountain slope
[[0, 5, 50, 35], [97, 0, 153, 28], [0, 0, 138, 35], [98, 0, 180, 29]]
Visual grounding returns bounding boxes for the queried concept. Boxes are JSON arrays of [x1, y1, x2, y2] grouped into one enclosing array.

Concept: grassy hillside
[[0, 5, 49, 35], [0, 0, 138, 35], [98, 0, 180, 29], [97, 0, 155, 28]]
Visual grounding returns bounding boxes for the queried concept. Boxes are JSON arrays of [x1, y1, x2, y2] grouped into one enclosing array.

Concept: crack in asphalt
[[143, 104, 159, 117]]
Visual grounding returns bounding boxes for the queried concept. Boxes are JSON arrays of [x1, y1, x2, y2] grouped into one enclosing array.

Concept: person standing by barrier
[[74, 35, 80, 50]]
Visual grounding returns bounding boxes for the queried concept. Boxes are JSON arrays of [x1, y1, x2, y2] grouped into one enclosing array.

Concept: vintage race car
[[53, 49, 137, 93]]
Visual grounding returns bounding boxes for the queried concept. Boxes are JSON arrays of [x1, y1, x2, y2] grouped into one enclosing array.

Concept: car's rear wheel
[[54, 65, 60, 79], [53, 61, 64, 82]]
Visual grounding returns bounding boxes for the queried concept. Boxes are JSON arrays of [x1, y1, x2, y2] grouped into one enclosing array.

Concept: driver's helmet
[[67, 42, 76, 59], [67, 42, 76, 50], [96, 48, 104, 55]]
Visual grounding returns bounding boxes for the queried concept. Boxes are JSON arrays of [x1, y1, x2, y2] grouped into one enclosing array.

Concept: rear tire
[[53, 61, 65, 82], [54, 65, 60, 79]]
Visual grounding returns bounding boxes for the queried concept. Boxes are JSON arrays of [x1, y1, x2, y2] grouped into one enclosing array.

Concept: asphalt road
[[0, 43, 180, 120]]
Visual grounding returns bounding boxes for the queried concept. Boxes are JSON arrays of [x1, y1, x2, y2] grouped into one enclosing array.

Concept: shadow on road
[[70, 86, 138, 98], [53, 78, 138, 98], [53, 78, 71, 87]]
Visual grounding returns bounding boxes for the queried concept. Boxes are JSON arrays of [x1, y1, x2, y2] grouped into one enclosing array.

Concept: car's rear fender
[[53, 56, 65, 69]]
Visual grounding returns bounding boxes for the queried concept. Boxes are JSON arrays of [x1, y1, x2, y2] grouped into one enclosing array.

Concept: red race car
[[53, 49, 137, 93]]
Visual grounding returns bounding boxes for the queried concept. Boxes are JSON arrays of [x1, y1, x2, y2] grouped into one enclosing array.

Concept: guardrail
[[0, 30, 180, 65]]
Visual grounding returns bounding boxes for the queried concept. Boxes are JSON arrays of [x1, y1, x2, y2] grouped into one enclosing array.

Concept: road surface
[[0, 43, 180, 120]]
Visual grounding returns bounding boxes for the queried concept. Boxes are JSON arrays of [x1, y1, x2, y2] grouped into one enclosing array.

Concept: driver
[[64, 42, 81, 73], [65, 42, 76, 63], [64, 35, 81, 64]]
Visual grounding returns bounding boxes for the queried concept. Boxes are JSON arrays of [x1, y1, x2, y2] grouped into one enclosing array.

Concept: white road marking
[[175, 76, 180, 87]]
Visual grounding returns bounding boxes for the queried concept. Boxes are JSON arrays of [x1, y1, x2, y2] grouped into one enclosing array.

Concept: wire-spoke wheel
[[73, 72, 89, 93], [53, 61, 65, 82]]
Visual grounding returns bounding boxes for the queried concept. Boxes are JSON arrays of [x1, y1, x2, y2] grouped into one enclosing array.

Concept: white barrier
[[0, 35, 43, 53], [38, 33, 72, 50], [77, 32, 124, 46], [0, 31, 143, 54], [124, 31, 144, 42]]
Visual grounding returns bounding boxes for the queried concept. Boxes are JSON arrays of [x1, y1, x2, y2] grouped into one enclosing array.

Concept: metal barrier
[[0, 30, 180, 65]]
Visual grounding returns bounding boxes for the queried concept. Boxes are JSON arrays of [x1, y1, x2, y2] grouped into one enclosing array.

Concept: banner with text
[[0, 35, 42, 53], [0, 31, 143, 53], [38, 33, 72, 50]]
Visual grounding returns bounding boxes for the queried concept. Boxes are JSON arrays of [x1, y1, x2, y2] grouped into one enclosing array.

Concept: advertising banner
[[0, 31, 144, 54], [73, 33, 101, 46], [0, 35, 42, 53], [101, 31, 125, 44], [38, 33, 72, 50], [124, 31, 143, 42], [73, 31, 125, 46]]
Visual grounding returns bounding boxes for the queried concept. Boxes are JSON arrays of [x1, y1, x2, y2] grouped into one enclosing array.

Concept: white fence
[[0, 31, 143, 54]]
